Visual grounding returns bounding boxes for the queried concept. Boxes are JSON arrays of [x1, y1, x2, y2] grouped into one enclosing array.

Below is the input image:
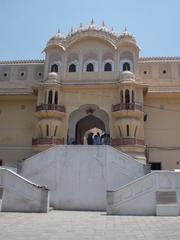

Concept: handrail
[[111, 138, 144, 146], [107, 171, 180, 209], [36, 104, 66, 112], [112, 102, 143, 112], [32, 137, 64, 145]]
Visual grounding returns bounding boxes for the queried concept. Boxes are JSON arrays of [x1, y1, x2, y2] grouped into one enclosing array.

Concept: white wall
[[0, 168, 49, 212], [21, 145, 147, 211], [107, 171, 180, 215]]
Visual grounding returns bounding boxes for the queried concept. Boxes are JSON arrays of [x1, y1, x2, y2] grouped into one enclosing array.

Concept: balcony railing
[[112, 103, 143, 112], [111, 138, 144, 146], [32, 137, 64, 146], [36, 104, 66, 113]]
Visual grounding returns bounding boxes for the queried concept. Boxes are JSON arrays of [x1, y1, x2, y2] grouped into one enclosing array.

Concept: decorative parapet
[[139, 57, 180, 62], [35, 104, 66, 119], [111, 138, 144, 146], [32, 137, 64, 146], [112, 103, 143, 112], [0, 59, 44, 65], [36, 104, 66, 113]]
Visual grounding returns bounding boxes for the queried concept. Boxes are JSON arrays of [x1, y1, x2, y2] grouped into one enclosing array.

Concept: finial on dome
[[100, 20, 108, 31], [119, 26, 136, 42], [79, 22, 83, 31], [111, 26, 115, 34], [89, 18, 96, 29]]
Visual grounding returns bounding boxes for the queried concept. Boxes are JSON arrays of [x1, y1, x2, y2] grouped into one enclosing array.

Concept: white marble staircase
[[0, 167, 49, 212], [107, 171, 180, 216]]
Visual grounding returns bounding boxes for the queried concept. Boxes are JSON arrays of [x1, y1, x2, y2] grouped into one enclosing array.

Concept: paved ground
[[0, 211, 180, 240]]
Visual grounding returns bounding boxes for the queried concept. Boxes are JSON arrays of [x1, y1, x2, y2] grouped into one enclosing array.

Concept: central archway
[[68, 104, 109, 144], [76, 115, 105, 144]]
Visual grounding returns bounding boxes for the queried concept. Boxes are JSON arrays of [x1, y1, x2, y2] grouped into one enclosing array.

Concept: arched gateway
[[68, 105, 109, 144]]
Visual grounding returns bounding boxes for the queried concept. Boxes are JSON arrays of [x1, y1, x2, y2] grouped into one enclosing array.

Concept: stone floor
[[0, 211, 180, 240]]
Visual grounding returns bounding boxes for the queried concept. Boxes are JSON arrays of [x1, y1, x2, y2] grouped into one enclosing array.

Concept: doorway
[[68, 104, 109, 144], [76, 115, 105, 144]]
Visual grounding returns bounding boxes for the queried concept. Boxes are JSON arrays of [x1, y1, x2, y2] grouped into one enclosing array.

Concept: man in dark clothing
[[87, 132, 94, 145]]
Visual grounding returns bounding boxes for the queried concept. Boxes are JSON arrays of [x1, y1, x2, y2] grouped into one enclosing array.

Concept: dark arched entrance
[[76, 115, 105, 144]]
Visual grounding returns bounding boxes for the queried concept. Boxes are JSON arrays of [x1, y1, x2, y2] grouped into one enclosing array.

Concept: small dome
[[78, 23, 84, 32], [120, 71, 135, 82], [99, 21, 108, 31], [45, 72, 58, 83], [119, 27, 136, 42], [46, 30, 64, 47], [50, 31, 64, 40], [88, 19, 96, 30]]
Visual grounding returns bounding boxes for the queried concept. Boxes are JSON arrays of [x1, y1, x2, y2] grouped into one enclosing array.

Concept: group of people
[[87, 132, 110, 145]]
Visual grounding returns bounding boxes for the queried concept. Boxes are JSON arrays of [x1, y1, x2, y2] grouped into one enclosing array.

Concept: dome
[[50, 30, 64, 40], [99, 21, 108, 31], [88, 19, 96, 30], [46, 30, 64, 48], [119, 27, 136, 42], [44, 72, 58, 83], [120, 71, 135, 83]]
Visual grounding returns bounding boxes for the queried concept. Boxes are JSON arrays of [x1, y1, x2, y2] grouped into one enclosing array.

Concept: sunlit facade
[[1, 21, 180, 170]]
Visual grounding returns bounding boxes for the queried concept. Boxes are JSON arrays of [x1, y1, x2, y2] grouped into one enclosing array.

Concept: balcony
[[111, 103, 143, 119], [35, 104, 66, 119], [32, 137, 64, 152], [111, 138, 144, 146]]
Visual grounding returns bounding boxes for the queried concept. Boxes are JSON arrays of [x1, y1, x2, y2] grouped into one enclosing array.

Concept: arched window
[[44, 90, 47, 103], [48, 90, 53, 104], [120, 90, 123, 103], [54, 91, 58, 104], [127, 125, 130, 137], [104, 62, 112, 71], [69, 64, 76, 72], [134, 126, 138, 137], [51, 64, 58, 73], [118, 127, 122, 137], [39, 126, 43, 137], [123, 62, 130, 71], [46, 125, 49, 137], [86, 63, 94, 72], [125, 89, 130, 104], [132, 90, 135, 103], [54, 126, 58, 136]]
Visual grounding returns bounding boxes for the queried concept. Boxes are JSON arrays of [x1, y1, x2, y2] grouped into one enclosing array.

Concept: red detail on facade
[[36, 104, 66, 113], [32, 137, 64, 145], [111, 138, 144, 146], [112, 103, 143, 112]]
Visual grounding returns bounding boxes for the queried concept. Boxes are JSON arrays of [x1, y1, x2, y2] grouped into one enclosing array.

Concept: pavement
[[0, 210, 180, 240]]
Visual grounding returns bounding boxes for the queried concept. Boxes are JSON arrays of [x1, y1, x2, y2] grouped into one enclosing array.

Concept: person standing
[[87, 132, 94, 145], [93, 132, 101, 145]]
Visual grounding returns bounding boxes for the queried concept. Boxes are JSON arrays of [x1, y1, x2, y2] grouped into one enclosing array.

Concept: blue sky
[[0, 0, 179, 60]]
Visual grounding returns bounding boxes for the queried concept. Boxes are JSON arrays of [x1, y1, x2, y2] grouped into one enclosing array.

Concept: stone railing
[[107, 171, 180, 215], [36, 104, 66, 113], [111, 138, 144, 146], [112, 103, 143, 112], [32, 137, 64, 146], [0, 168, 49, 212]]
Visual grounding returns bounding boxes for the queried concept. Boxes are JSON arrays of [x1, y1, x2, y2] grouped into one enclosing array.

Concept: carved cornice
[[0, 60, 44, 65], [139, 57, 180, 62]]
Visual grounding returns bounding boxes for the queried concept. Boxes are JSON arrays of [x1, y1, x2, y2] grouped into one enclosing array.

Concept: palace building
[[1, 20, 180, 170]]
